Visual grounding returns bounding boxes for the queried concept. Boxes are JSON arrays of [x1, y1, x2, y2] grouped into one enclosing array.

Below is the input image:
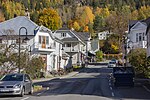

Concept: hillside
[[0, 0, 150, 36]]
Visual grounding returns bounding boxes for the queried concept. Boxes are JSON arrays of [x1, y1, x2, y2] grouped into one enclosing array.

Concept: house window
[[139, 33, 142, 41], [136, 33, 138, 42], [39, 36, 49, 45], [46, 36, 49, 44], [143, 33, 145, 41], [66, 43, 71, 47], [61, 33, 66, 37]]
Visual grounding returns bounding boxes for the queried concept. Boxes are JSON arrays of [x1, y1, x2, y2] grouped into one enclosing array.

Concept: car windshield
[[109, 61, 115, 64], [1, 74, 23, 81]]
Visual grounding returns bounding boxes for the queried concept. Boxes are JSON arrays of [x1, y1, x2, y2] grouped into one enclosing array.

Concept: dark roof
[[143, 17, 150, 34], [74, 32, 90, 41], [61, 37, 78, 42], [128, 20, 138, 31], [144, 17, 150, 25]]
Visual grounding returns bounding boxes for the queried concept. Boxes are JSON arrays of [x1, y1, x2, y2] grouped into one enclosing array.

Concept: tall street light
[[18, 27, 29, 73]]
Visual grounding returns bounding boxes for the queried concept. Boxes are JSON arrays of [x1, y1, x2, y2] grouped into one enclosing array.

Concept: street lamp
[[18, 27, 29, 73]]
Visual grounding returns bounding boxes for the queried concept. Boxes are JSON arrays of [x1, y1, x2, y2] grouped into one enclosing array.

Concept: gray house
[[54, 27, 89, 67]]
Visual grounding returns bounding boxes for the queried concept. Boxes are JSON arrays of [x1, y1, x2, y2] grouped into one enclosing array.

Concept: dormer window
[[61, 33, 66, 37]]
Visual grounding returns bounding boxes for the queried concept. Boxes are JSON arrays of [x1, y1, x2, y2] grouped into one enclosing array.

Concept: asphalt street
[[0, 64, 150, 100]]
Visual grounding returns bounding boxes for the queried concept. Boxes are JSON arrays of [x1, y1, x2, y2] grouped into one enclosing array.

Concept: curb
[[33, 70, 83, 83]]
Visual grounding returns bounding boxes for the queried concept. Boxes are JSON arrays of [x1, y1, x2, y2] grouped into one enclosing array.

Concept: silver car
[[108, 61, 117, 68], [0, 73, 33, 96]]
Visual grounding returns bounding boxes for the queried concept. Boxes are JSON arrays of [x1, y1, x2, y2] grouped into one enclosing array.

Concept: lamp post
[[18, 27, 29, 73], [127, 40, 134, 66]]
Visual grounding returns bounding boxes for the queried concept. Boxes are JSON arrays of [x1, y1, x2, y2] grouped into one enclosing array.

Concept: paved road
[[0, 64, 150, 100]]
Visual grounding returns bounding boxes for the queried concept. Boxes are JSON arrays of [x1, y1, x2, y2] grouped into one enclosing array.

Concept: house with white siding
[[98, 31, 111, 40], [127, 20, 147, 49], [54, 27, 89, 67], [0, 16, 66, 73]]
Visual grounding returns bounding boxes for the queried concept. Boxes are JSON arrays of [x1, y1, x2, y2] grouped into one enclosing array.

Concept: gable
[[131, 21, 147, 30]]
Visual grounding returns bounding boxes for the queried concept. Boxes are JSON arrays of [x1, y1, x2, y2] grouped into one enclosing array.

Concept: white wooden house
[[128, 20, 147, 49], [54, 27, 87, 67], [0, 16, 65, 73]]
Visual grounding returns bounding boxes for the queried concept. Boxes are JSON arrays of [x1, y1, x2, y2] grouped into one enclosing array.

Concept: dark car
[[0, 73, 33, 97]]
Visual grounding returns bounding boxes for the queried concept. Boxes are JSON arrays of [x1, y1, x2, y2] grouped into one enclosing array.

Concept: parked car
[[0, 73, 33, 97], [108, 61, 117, 68]]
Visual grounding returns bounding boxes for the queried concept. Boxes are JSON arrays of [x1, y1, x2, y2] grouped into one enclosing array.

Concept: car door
[[24, 74, 32, 94]]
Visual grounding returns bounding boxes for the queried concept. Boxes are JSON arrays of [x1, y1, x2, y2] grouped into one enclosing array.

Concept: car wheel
[[29, 86, 33, 95], [20, 87, 25, 97]]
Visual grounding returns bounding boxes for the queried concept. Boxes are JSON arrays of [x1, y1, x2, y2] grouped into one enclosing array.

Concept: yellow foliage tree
[[0, 11, 5, 22], [83, 26, 89, 32], [38, 8, 62, 30], [75, 6, 94, 32], [73, 21, 80, 31], [138, 6, 150, 20], [95, 7, 110, 18], [2, 1, 24, 19]]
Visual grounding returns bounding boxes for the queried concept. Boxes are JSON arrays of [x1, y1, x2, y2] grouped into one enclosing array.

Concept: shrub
[[128, 48, 150, 78]]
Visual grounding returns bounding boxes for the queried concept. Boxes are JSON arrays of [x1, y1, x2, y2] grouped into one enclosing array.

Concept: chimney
[[14, 14, 17, 18], [25, 8, 30, 19]]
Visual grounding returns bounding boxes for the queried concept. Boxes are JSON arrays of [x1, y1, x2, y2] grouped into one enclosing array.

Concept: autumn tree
[[0, 10, 5, 22], [38, 8, 62, 30], [128, 48, 150, 78], [101, 34, 120, 54], [1, 0, 24, 19]]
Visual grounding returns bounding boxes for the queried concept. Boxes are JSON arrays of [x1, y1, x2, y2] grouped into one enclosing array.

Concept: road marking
[[20, 97, 29, 100], [109, 80, 111, 82], [110, 87, 112, 90], [109, 83, 111, 86], [143, 85, 150, 92], [112, 92, 114, 97]]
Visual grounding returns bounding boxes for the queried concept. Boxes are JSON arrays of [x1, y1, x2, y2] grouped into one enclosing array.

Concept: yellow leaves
[[0, 11, 5, 22], [83, 6, 95, 24], [38, 8, 62, 30], [111, 44, 119, 51], [73, 21, 80, 31], [83, 26, 89, 32], [95, 7, 110, 18], [131, 10, 139, 20], [138, 5, 150, 20], [1, 0, 24, 19]]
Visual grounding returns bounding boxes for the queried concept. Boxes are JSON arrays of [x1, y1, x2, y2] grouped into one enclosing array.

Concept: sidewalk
[[33, 71, 79, 83]]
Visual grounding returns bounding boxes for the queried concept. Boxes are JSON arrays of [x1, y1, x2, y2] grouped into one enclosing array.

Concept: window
[[39, 36, 49, 45], [61, 33, 66, 37], [66, 43, 71, 47], [143, 33, 145, 41], [139, 33, 142, 41], [46, 36, 49, 44], [136, 33, 138, 42]]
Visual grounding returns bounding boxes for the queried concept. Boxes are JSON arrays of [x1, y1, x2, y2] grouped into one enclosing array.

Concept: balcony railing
[[34, 42, 56, 52], [63, 47, 79, 52]]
